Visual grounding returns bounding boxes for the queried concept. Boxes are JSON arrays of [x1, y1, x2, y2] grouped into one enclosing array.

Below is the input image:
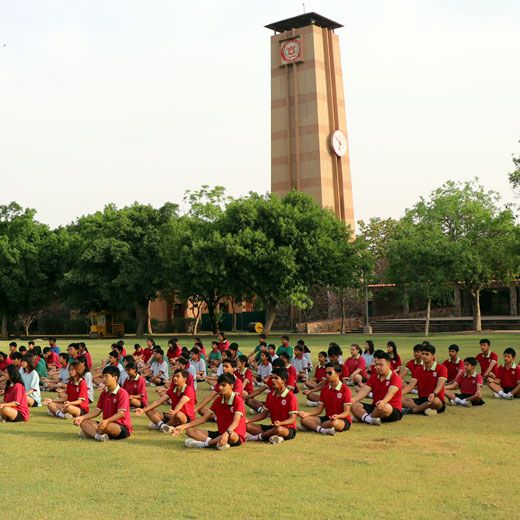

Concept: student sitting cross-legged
[[135, 368, 195, 431], [298, 362, 352, 435], [487, 348, 520, 400], [445, 357, 485, 407], [0, 365, 30, 423], [44, 361, 90, 419], [73, 366, 132, 442], [122, 362, 148, 408], [246, 366, 299, 445], [170, 372, 246, 450]]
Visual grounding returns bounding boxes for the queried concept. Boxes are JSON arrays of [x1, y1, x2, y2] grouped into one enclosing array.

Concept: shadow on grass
[[0, 428, 72, 441]]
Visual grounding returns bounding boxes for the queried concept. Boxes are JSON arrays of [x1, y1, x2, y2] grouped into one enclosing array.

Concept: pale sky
[[1, 0, 519, 229]]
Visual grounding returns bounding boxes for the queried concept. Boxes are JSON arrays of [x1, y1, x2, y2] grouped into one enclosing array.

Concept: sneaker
[[96, 434, 109, 442], [63, 413, 73, 420], [325, 427, 336, 435], [505, 393, 514, 400], [148, 422, 161, 430], [184, 438, 204, 449], [216, 443, 230, 450], [160, 424, 174, 434], [461, 400, 472, 407], [449, 399, 457, 406], [424, 408, 438, 417], [269, 435, 284, 445], [494, 392, 503, 399], [370, 417, 382, 426]]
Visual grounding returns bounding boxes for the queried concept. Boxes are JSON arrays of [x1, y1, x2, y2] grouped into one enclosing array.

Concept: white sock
[[94, 433, 102, 440], [56, 411, 65, 418], [362, 413, 374, 424], [203, 438, 210, 447], [257, 407, 264, 413], [315, 425, 321, 433], [319, 427, 332, 435], [499, 391, 506, 397], [454, 398, 464, 405], [157, 421, 164, 427]]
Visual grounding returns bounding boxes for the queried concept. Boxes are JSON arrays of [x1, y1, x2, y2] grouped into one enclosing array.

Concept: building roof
[[265, 12, 343, 33]]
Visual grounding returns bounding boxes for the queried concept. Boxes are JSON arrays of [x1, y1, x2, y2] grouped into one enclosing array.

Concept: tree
[[508, 139, 520, 194], [62, 202, 178, 335], [404, 180, 517, 331]]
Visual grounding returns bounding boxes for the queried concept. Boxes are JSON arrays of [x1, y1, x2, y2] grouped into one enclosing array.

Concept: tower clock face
[[330, 130, 347, 157], [280, 38, 302, 65]]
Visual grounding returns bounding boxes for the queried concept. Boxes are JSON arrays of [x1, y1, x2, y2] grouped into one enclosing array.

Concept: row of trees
[[0, 176, 518, 338]]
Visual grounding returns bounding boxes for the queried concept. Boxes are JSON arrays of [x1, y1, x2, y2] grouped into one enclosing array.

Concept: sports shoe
[[424, 408, 437, 417], [324, 427, 336, 435], [505, 393, 514, 400], [370, 418, 382, 426], [449, 399, 457, 406], [96, 433, 109, 442], [269, 435, 284, 445], [216, 443, 230, 450], [160, 424, 174, 434], [148, 422, 161, 430], [494, 392, 503, 399], [461, 400, 472, 407], [63, 413, 73, 420], [306, 400, 319, 407], [184, 438, 205, 449]]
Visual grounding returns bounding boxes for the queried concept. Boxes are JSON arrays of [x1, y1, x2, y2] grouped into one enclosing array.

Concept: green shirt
[[35, 357, 48, 379], [209, 350, 222, 361], [276, 345, 293, 360]]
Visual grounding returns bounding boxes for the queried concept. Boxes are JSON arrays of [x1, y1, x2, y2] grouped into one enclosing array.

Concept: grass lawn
[[1, 332, 519, 520]]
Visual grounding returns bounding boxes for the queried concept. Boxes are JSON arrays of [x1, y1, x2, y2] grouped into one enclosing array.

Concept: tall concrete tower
[[266, 12, 355, 228]]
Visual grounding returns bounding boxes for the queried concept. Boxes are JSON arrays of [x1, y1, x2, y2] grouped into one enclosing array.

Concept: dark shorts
[[456, 393, 485, 406], [320, 415, 351, 431], [502, 387, 520, 398], [362, 403, 402, 422], [260, 424, 296, 440], [80, 408, 88, 416], [8, 411, 24, 423], [97, 422, 130, 440], [31, 401, 39, 408], [207, 430, 242, 447], [414, 396, 446, 414]]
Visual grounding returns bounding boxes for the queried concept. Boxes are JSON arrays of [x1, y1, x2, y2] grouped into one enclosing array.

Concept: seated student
[[363, 340, 375, 373], [136, 368, 195, 431], [93, 351, 124, 387], [487, 348, 520, 399], [148, 348, 169, 386], [276, 335, 293, 361], [142, 338, 155, 364], [217, 333, 230, 353], [166, 338, 182, 364], [76, 356, 94, 404], [122, 362, 148, 408], [193, 337, 207, 360], [190, 347, 207, 382], [401, 344, 424, 383], [20, 354, 41, 407], [208, 341, 222, 369], [0, 351, 12, 388], [476, 338, 498, 382], [256, 351, 272, 383], [298, 339, 313, 372], [343, 344, 368, 387], [246, 367, 298, 445], [32, 347, 49, 381], [445, 357, 484, 407], [351, 350, 403, 426], [196, 359, 243, 416], [245, 358, 283, 413], [19, 346, 27, 356], [235, 355, 254, 398], [43, 347, 61, 371], [78, 343, 93, 370], [0, 365, 30, 422], [8, 342, 18, 360], [116, 340, 127, 357], [327, 343, 343, 366], [133, 344, 144, 363], [298, 362, 352, 435], [304, 351, 327, 391], [267, 344, 278, 362], [291, 345, 311, 382], [305, 345, 343, 406], [278, 352, 299, 394], [228, 343, 242, 361], [48, 336, 61, 355], [387, 341, 402, 373], [402, 343, 448, 416], [442, 344, 465, 384], [206, 350, 231, 386], [247, 334, 268, 368], [74, 365, 132, 442], [67, 343, 80, 361], [170, 372, 245, 450], [44, 361, 89, 419]]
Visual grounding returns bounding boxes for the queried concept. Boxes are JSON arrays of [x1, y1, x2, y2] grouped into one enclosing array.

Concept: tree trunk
[[193, 311, 201, 335], [471, 289, 482, 331], [425, 298, 431, 336], [147, 299, 153, 335], [136, 302, 147, 335], [264, 305, 276, 334], [340, 293, 346, 334], [231, 298, 237, 332], [207, 300, 219, 335], [1, 313, 8, 339], [25, 323, 30, 337], [403, 289, 410, 318]]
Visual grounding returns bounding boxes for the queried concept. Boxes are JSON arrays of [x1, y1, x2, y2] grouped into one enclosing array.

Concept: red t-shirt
[[455, 371, 483, 395], [341, 363, 350, 379], [319, 382, 352, 422], [96, 386, 133, 434], [217, 340, 230, 352], [345, 356, 368, 378], [83, 351, 93, 370], [390, 355, 402, 372], [286, 370, 299, 394], [415, 362, 448, 401], [45, 351, 60, 368], [264, 388, 298, 430], [166, 384, 196, 421], [166, 346, 182, 361], [442, 358, 465, 382], [209, 392, 246, 442], [5, 382, 30, 421], [122, 376, 148, 407], [234, 368, 254, 394], [314, 365, 327, 383], [0, 358, 12, 371], [66, 379, 89, 412], [495, 364, 520, 389], [366, 371, 403, 411], [476, 351, 498, 376], [405, 359, 423, 379], [142, 348, 154, 363]]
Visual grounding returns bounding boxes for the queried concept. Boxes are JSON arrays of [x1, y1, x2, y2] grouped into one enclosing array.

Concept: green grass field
[[1, 332, 519, 520]]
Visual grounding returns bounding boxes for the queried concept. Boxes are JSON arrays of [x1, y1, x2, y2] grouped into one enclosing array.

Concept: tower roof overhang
[[265, 12, 343, 33]]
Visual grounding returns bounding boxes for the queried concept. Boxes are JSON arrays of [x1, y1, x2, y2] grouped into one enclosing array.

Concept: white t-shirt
[[20, 369, 41, 406], [83, 371, 94, 402], [151, 360, 169, 380], [257, 362, 272, 380], [191, 358, 206, 376], [60, 366, 70, 384], [188, 365, 198, 390], [292, 357, 310, 374]]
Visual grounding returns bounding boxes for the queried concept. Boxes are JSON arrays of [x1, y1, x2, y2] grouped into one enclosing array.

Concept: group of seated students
[[0, 333, 518, 449]]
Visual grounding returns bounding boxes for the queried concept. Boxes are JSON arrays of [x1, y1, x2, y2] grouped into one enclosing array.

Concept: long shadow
[[0, 428, 72, 441]]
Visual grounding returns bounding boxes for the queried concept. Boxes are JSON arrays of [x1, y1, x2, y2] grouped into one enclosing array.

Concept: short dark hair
[[48, 336, 56, 342], [43, 347, 51, 354], [191, 347, 200, 355], [374, 349, 391, 362], [154, 347, 164, 356], [271, 366, 288, 382], [464, 356, 478, 366], [259, 333, 267, 340], [278, 352, 290, 362], [325, 362, 342, 374], [217, 372, 235, 386], [272, 358, 284, 368], [59, 353, 69, 362], [28, 340, 35, 346], [448, 344, 459, 352], [479, 338, 491, 346], [238, 354, 248, 365], [102, 365, 120, 378], [328, 343, 343, 357], [222, 358, 237, 368], [413, 344, 423, 353], [9, 341, 17, 348], [421, 343, 436, 355], [281, 335, 290, 341], [504, 347, 516, 357], [177, 357, 189, 367], [173, 368, 189, 379], [11, 352, 23, 361], [117, 340, 125, 347], [108, 350, 119, 359], [229, 343, 239, 352], [134, 344, 142, 350], [319, 351, 327, 358]]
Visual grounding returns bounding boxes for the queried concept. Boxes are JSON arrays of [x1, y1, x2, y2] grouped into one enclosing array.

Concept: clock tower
[[266, 13, 355, 228]]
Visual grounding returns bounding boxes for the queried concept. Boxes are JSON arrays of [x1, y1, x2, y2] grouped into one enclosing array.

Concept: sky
[[0, 0, 519, 229]]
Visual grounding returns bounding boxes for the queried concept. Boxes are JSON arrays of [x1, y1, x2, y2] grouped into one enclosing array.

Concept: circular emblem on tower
[[280, 38, 302, 65], [330, 130, 347, 157]]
